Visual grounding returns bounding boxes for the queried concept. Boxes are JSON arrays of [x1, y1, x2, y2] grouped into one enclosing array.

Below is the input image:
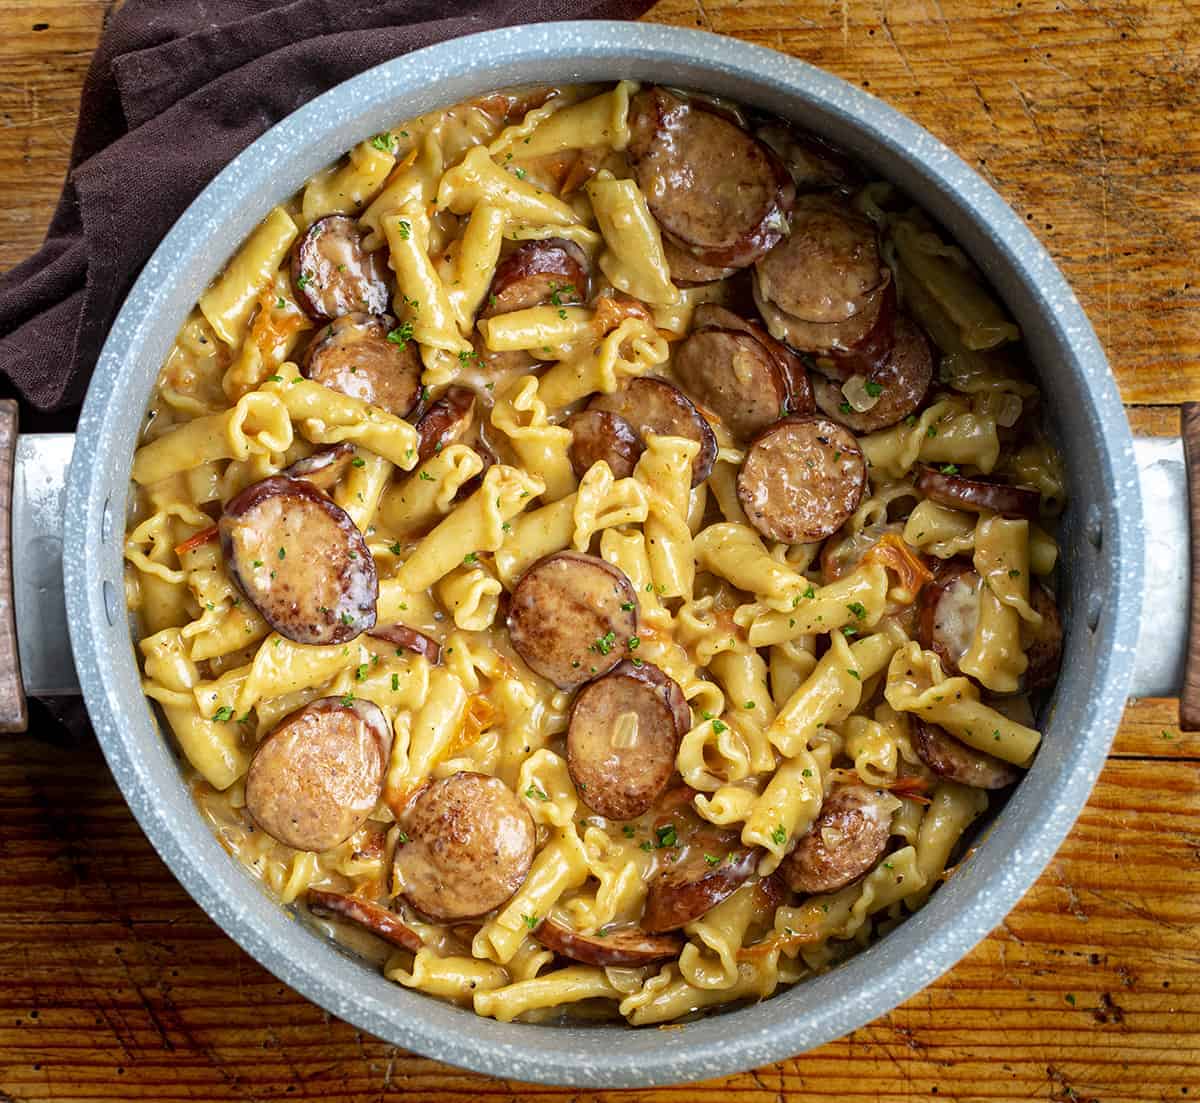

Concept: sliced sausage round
[[1024, 582, 1063, 692], [589, 377, 718, 486], [754, 271, 897, 377], [292, 214, 391, 320], [780, 785, 896, 895], [916, 560, 982, 677], [281, 442, 356, 492], [368, 623, 442, 664], [755, 196, 886, 323], [567, 660, 688, 821], [481, 238, 589, 317], [671, 327, 790, 442], [814, 315, 933, 433], [306, 888, 423, 952], [244, 698, 392, 852], [534, 917, 682, 967], [301, 312, 422, 417], [692, 303, 816, 416], [393, 771, 535, 921], [662, 236, 736, 286], [642, 841, 758, 933], [413, 385, 476, 463], [737, 416, 868, 543], [507, 551, 639, 691], [915, 465, 1041, 520], [912, 720, 1021, 790], [628, 87, 794, 270], [220, 476, 377, 645], [565, 408, 644, 480]]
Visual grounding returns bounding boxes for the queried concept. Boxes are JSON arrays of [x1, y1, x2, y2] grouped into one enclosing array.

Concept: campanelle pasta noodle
[[127, 80, 1066, 1026]]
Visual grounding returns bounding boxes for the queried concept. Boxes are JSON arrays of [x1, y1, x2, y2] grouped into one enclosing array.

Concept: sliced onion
[[842, 374, 881, 412]]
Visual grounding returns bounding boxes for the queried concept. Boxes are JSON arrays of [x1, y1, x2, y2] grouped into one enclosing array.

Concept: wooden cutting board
[[0, 1, 1197, 1099]]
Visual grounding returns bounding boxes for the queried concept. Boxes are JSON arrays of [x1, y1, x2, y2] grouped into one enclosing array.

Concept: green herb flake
[[212, 706, 234, 722], [770, 824, 787, 846], [743, 700, 756, 709], [397, 219, 412, 240], [847, 669, 861, 680], [926, 425, 938, 438], [847, 601, 867, 619], [463, 552, 479, 565], [340, 693, 356, 707], [277, 546, 286, 560], [396, 830, 409, 844], [803, 584, 816, 600], [524, 783, 550, 802], [622, 825, 636, 837], [370, 132, 394, 152], [940, 463, 960, 475], [351, 456, 366, 468], [387, 321, 414, 346], [628, 636, 640, 651], [296, 272, 312, 290], [864, 380, 884, 397], [712, 719, 728, 735], [391, 673, 400, 692], [521, 914, 538, 930], [1065, 993, 1076, 1006], [590, 630, 617, 656], [419, 471, 435, 481], [354, 663, 369, 681], [655, 824, 678, 849], [1008, 568, 1022, 578], [704, 853, 721, 866], [840, 401, 852, 414], [639, 840, 654, 852]]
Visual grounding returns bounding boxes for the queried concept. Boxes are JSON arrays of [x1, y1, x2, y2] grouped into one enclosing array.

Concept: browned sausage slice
[[507, 551, 639, 691], [642, 842, 759, 932], [368, 623, 442, 663], [813, 315, 933, 432], [628, 87, 794, 270], [755, 196, 886, 323], [244, 697, 392, 852], [564, 408, 644, 480], [692, 304, 815, 416], [481, 238, 589, 317], [307, 888, 424, 952], [737, 416, 868, 543], [915, 465, 1041, 520], [911, 720, 1021, 790], [1023, 582, 1063, 691], [589, 377, 718, 486], [661, 236, 737, 286], [301, 312, 422, 417], [916, 560, 982, 677], [754, 271, 897, 377], [671, 328, 790, 442], [567, 660, 689, 821], [281, 442, 356, 492], [413, 385, 476, 463], [534, 917, 682, 967], [780, 785, 896, 894], [292, 215, 391, 320], [220, 476, 377, 644], [393, 772, 535, 921]]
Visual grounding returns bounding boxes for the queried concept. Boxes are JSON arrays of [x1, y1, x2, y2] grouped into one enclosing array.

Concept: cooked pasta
[[128, 81, 1065, 1027]]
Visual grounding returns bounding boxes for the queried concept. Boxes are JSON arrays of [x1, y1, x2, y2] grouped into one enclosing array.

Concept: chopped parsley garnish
[[463, 552, 478, 565], [712, 719, 727, 735], [620, 601, 635, 611], [840, 401, 852, 414], [277, 546, 286, 560], [1008, 568, 1022, 578], [627, 636, 640, 650], [926, 425, 938, 438], [904, 414, 918, 427], [803, 584, 816, 600], [340, 693, 356, 707], [744, 700, 756, 709], [847, 669, 861, 680], [351, 456, 366, 468], [370, 132, 394, 152], [354, 663, 369, 681], [396, 219, 412, 240], [770, 824, 787, 845], [391, 673, 400, 692], [864, 380, 884, 397], [275, 296, 286, 309], [340, 612, 354, 625], [397, 830, 409, 843], [655, 825, 678, 849], [389, 542, 403, 555], [524, 783, 549, 802], [387, 321, 414, 346], [513, 167, 527, 180], [296, 272, 312, 289], [212, 706, 234, 722], [940, 463, 960, 475], [521, 914, 538, 930], [622, 825, 636, 837], [639, 840, 654, 852], [704, 853, 721, 866], [590, 630, 616, 656], [418, 471, 435, 481], [847, 602, 867, 619]]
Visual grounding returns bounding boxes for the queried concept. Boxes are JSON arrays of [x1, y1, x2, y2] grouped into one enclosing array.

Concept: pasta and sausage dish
[[126, 82, 1066, 1025]]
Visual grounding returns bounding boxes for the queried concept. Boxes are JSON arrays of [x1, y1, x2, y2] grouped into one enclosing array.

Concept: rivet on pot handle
[[1179, 403, 1200, 730]]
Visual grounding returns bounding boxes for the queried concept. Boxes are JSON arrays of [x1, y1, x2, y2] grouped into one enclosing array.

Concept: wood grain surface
[[1, 1, 1197, 1100]]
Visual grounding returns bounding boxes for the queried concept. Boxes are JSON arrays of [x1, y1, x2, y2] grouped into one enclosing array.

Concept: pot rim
[[63, 21, 1143, 1087]]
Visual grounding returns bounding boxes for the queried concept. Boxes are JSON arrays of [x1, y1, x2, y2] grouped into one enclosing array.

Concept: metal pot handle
[[0, 401, 28, 731], [1179, 403, 1200, 728]]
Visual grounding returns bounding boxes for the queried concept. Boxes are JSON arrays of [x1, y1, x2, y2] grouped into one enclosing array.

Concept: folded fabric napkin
[[0, 0, 654, 423]]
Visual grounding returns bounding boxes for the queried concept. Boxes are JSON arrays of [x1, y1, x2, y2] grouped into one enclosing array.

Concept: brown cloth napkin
[[0, 0, 654, 424]]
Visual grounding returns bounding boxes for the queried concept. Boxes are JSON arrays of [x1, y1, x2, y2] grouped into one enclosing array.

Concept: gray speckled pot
[[63, 22, 1142, 1088]]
